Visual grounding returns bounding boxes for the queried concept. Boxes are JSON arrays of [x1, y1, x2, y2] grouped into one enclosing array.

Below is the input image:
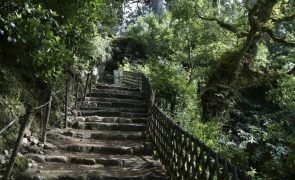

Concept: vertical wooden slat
[[89, 70, 93, 95], [75, 83, 79, 109], [41, 91, 53, 143], [64, 80, 69, 128], [83, 73, 90, 102]]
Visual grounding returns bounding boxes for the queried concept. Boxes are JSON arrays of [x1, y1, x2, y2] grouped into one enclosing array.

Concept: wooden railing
[[122, 71, 251, 180], [121, 71, 141, 88]]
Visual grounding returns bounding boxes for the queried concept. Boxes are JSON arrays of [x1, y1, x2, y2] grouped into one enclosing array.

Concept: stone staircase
[[18, 84, 168, 179]]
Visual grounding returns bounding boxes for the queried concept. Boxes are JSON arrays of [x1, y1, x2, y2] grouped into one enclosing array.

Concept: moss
[[209, 51, 241, 85], [12, 156, 29, 176]]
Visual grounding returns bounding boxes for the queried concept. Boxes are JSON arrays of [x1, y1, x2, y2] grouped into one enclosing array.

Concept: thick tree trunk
[[201, 0, 278, 122], [201, 30, 258, 122]]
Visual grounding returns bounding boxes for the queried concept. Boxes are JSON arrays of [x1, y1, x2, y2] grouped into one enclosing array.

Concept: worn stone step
[[72, 122, 146, 131], [91, 88, 141, 96], [25, 152, 162, 168], [87, 92, 143, 100], [17, 162, 168, 180], [79, 107, 147, 114], [82, 101, 147, 109], [67, 153, 161, 168], [47, 138, 153, 155], [80, 110, 148, 118], [74, 116, 147, 124], [85, 122, 146, 131], [84, 97, 145, 104], [48, 129, 147, 140], [96, 84, 141, 92]]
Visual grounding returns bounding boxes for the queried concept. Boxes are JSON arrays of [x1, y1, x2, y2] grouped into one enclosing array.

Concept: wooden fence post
[[39, 106, 45, 134], [3, 105, 33, 180], [83, 73, 90, 102], [41, 91, 53, 143], [64, 80, 69, 128], [75, 83, 79, 109], [89, 70, 93, 95]]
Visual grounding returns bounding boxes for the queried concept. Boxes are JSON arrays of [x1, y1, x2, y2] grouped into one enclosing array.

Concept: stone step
[[72, 122, 146, 131], [82, 101, 147, 109], [75, 116, 147, 124], [91, 88, 141, 96], [80, 110, 148, 118], [87, 92, 143, 100], [79, 107, 147, 114], [17, 162, 168, 180], [48, 129, 147, 140], [25, 152, 162, 168], [96, 84, 141, 92], [85, 122, 146, 131], [47, 138, 153, 155], [84, 97, 144, 104]]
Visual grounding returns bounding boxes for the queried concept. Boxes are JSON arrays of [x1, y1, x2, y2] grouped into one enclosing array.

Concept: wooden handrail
[[122, 71, 251, 180]]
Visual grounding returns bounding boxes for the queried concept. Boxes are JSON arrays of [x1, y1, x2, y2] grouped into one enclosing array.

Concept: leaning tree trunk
[[201, 31, 258, 122], [200, 0, 278, 122]]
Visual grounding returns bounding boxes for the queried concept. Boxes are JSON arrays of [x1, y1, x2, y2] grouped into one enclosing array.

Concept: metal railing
[[121, 71, 251, 180]]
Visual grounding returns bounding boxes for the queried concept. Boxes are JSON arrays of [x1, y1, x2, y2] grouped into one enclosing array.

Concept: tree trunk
[[200, 0, 278, 122], [3, 105, 33, 180], [201, 29, 258, 122]]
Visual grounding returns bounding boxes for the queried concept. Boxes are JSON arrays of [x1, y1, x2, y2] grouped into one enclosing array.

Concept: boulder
[[4, 149, 9, 156], [22, 138, 29, 144], [29, 136, 39, 145], [24, 129, 32, 137]]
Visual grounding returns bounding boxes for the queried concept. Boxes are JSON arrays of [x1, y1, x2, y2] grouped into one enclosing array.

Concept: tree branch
[[195, 11, 248, 38], [262, 28, 295, 47], [272, 14, 295, 23]]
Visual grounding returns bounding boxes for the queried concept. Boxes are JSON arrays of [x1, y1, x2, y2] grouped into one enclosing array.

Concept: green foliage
[[267, 75, 295, 110], [12, 156, 29, 176], [0, 0, 117, 164], [0, 2, 69, 83]]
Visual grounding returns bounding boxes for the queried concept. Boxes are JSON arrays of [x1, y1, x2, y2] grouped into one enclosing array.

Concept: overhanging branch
[[195, 11, 248, 38], [262, 28, 295, 47], [272, 14, 295, 23]]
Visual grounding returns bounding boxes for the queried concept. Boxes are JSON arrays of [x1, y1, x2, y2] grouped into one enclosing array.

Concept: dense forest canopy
[[1, 0, 294, 179]]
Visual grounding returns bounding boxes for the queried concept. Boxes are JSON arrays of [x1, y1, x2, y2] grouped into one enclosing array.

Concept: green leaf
[[55, 36, 61, 43]]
